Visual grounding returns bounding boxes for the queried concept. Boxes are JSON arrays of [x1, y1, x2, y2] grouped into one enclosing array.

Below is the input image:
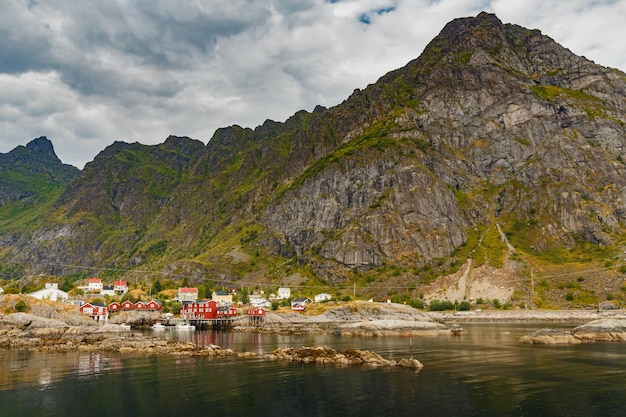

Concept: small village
[[13, 277, 334, 330]]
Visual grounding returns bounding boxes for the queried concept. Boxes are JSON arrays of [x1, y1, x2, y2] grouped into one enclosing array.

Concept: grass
[[530, 85, 612, 119]]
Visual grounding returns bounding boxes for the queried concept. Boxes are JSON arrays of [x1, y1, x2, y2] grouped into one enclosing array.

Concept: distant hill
[[1, 13, 625, 308]]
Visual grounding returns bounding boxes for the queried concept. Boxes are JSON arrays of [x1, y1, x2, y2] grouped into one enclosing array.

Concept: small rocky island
[[260, 346, 423, 368], [519, 318, 626, 345]]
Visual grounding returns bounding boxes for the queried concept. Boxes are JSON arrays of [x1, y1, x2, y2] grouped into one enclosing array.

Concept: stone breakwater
[[519, 318, 626, 345], [257, 346, 423, 368]]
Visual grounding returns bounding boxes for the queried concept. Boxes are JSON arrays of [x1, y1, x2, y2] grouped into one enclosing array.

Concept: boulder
[[571, 318, 626, 342]]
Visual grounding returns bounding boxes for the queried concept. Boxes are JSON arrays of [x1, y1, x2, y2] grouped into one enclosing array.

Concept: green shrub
[[429, 299, 455, 311], [14, 300, 29, 313], [458, 301, 471, 311], [409, 298, 424, 309], [565, 292, 574, 301]]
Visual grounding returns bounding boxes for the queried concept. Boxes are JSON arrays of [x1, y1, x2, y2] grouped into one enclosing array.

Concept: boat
[[175, 323, 195, 331], [151, 323, 166, 330]]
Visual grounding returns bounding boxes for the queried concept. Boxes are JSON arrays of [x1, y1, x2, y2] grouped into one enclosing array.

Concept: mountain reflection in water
[[0, 323, 624, 417]]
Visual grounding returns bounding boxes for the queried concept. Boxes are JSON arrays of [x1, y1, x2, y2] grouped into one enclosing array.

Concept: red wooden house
[[121, 300, 135, 310], [180, 300, 219, 320], [145, 300, 162, 311], [135, 301, 147, 310], [108, 302, 121, 313], [246, 307, 265, 325], [246, 307, 266, 316], [78, 302, 108, 322], [217, 305, 238, 317]]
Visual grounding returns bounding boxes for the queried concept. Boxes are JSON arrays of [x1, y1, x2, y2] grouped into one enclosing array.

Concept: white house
[[101, 285, 116, 297], [87, 278, 103, 292], [177, 287, 199, 302], [29, 283, 69, 302], [113, 280, 128, 294], [314, 293, 332, 303], [277, 287, 291, 299], [249, 293, 271, 308]]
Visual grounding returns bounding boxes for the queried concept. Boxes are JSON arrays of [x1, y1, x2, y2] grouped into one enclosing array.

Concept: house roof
[[88, 278, 101, 283], [178, 287, 198, 293], [114, 280, 127, 286]]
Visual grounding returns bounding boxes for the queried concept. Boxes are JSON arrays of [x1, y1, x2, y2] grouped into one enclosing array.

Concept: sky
[[1, 0, 624, 169]]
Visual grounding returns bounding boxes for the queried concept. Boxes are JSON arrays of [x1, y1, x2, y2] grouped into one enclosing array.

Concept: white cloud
[[0, 0, 624, 168]]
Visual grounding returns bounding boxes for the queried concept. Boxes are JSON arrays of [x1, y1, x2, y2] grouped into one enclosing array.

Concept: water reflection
[[0, 323, 625, 417]]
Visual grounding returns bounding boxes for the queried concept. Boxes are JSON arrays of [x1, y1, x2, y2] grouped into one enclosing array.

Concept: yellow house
[[212, 290, 233, 305]]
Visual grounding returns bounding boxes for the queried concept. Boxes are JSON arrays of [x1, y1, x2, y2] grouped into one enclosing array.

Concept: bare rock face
[[259, 12, 626, 278]]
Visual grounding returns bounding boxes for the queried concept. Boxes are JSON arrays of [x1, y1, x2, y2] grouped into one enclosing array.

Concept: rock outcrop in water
[[261, 346, 423, 368], [519, 318, 626, 344]]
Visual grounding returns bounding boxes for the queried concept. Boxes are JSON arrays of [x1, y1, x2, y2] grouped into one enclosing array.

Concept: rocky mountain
[[1, 13, 625, 306], [0, 136, 80, 206]]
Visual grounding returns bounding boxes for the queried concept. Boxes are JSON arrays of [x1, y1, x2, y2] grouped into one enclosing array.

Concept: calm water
[[0, 323, 625, 417]]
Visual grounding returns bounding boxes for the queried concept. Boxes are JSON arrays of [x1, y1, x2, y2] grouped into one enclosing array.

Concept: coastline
[[426, 309, 624, 323], [2, 299, 625, 354]]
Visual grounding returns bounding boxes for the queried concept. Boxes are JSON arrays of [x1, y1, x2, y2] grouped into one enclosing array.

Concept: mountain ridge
[[1, 12, 625, 307]]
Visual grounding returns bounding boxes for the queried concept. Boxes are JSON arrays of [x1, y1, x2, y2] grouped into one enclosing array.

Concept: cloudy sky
[[1, 0, 624, 168]]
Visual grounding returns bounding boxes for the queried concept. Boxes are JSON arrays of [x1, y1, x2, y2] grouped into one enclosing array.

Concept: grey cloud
[[0, 0, 624, 169]]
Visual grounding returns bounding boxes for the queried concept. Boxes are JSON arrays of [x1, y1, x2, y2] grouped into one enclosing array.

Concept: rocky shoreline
[[0, 312, 234, 357], [0, 312, 423, 368], [2, 296, 625, 360], [235, 301, 465, 336]]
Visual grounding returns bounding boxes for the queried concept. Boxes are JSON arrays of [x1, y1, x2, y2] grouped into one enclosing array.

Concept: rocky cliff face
[[259, 12, 626, 280], [1, 13, 625, 302]]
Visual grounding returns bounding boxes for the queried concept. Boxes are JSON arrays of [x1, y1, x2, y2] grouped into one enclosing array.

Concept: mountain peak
[[426, 12, 509, 58], [25, 136, 56, 157]]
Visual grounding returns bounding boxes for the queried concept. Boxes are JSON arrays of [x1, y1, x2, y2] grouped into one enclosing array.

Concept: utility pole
[[530, 268, 534, 309]]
